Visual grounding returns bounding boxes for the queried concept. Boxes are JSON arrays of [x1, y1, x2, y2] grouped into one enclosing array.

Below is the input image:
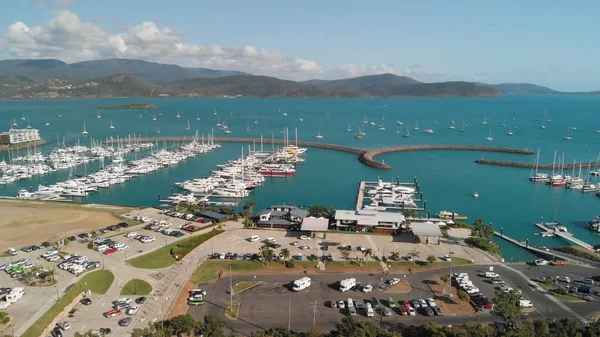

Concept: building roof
[[334, 210, 405, 226], [258, 218, 292, 226], [199, 211, 227, 220], [255, 205, 308, 218], [410, 221, 443, 237], [290, 208, 309, 218], [300, 217, 329, 232]]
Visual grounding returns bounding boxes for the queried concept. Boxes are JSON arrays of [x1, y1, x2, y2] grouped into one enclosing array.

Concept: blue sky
[[1, 0, 598, 91]]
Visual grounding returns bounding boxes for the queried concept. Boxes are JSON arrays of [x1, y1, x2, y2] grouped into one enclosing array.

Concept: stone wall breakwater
[[104, 137, 534, 170]]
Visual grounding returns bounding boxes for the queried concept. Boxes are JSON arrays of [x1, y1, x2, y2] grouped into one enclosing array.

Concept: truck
[[518, 299, 533, 308], [5, 287, 24, 303], [339, 278, 357, 292], [292, 277, 311, 291]]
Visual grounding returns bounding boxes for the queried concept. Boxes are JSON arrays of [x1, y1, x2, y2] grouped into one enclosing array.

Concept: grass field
[[232, 281, 262, 294], [21, 269, 114, 337], [121, 279, 152, 295], [225, 303, 240, 320], [129, 229, 223, 269]]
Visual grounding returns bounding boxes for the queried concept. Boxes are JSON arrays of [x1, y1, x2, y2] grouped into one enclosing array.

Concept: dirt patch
[[0, 201, 124, 251], [426, 276, 476, 316], [167, 281, 197, 319], [384, 281, 411, 294]]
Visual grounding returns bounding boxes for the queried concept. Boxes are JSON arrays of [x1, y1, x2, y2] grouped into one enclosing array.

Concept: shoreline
[[0, 139, 47, 152]]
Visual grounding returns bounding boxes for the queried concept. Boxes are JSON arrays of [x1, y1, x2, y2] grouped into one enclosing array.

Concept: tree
[[492, 289, 522, 322], [243, 200, 257, 226], [167, 314, 201, 336], [402, 209, 420, 218], [259, 245, 273, 265], [202, 315, 227, 337], [307, 205, 333, 218], [409, 248, 420, 264], [362, 248, 373, 267], [340, 249, 351, 266], [390, 252, 400, 261], [426, 255, 437, 265], [280, 248, 290, 261]]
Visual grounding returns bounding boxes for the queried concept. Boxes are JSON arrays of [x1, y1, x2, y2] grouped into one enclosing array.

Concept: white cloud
[[2, 10, 323, 79], [324, 63, 451, 82]]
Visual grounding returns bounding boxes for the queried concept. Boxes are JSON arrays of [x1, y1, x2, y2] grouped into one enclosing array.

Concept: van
[[347, 298, 354, 308], [6, 248, 17, 256], [96, 245, 109, 252], [485, 272, 499, 278], [248, 235, 260, 242], [518, 299, 533, 308]]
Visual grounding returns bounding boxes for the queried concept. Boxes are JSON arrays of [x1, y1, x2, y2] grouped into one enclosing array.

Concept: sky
[[0, 0, 599, 91]]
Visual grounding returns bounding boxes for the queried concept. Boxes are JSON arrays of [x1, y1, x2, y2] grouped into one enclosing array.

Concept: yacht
[[540, 123, 546, 129], [396, 120, 403, 125], [448, 119, 456, 129], [109, 120, 115, 129], [298, 117, 303, 122], [424, 128, 434, 134], [563, 128, 572, 140], [473, 192, 479, 198], [176, 110, 181, 118], [485, 130, 493, 141], [82, 122, 88, 135], [507, 125, 514, 136], [347, 123, 352, 132], [45, 119, 50, 126], [313, 126, 323, 139], [97, 111, 102, 119], [413, 122, 419, 130], [186, 120, 191, 131], [196, 112, 201, 121], [370, 121, 376, 126]]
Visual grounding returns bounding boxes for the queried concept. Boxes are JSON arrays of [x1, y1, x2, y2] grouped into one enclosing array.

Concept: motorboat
[[473, 192, 479, 198], [424, 129, 434, 134], [438, 210, 467, 220]]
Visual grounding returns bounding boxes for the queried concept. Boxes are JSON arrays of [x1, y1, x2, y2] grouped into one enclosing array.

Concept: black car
[[371, 297, 380, 308], [232, 253, 239, 259], [99, 228, 109, 233], [119, 317, 132, 326], [434, 306, 443, 316], [136, 296, 147, 304], [99, 328, 111, 334], [81, 298, 92, 305], [320, 245, 329, 251], [51, 328, 63, 337], [0, 288, 11, 296], [21, 246, 34, 252], [67, 236, 76, 241], [271, 243, 282, 249], [118, 222, 129, 228], [40, 241, 51, 247], [77, 233, 87, 238], [423, 306, 435, 316]]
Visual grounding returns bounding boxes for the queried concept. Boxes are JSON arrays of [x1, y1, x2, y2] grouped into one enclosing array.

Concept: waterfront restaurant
[[333, 210, 406, 233], [0, 128, 40, 145], [255, 205, 309, 229]]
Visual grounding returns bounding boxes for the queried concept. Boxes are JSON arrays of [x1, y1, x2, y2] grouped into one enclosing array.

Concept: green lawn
[[129, 229, 223, 269], [121, 279, 152, 295], [21, 269, 114, 337], [553, 293, 585, 302], [232, 281, 262, 294], [225, 303, 240, 319]]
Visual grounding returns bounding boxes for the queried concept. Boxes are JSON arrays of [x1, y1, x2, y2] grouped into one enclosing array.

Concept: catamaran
[[313, 126, 323, 139]]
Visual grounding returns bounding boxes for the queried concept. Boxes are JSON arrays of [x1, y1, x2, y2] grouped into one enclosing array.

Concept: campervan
[[292, 277, 311, 291], [339, 278, 357, 292]]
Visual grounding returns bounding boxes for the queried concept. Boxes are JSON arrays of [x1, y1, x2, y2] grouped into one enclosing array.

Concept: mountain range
[[0, 58, 588, 99]]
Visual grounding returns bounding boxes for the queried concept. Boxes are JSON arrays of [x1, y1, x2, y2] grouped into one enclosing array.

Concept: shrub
[[284, 260, 295, 268], [457, 289, 470, 302], [465, 237, 501, 255], [440, 275, 450, 284], [426, 255, 437, 265]]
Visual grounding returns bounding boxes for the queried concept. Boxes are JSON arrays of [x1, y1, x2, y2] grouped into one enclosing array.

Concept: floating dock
[[493, 231, 584, 264], [355, 178, 425, 212], [534, 223, 594, 251]]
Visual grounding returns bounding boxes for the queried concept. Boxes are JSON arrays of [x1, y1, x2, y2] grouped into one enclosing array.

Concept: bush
[[440, 275, 450, 284], [457, 289, 470, 302], [465, 237, 501, 255], [426, 255, 437, 265], [284, 260, 295, 268]]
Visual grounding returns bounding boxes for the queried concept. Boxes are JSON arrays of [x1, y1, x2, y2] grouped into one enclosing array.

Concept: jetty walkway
[[477, 159, 600, 169], [534, 223, 594, 251], [493, 231, 586, 265], [104, 137, 534, 170]]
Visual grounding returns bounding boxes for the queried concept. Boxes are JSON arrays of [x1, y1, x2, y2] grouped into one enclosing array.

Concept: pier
[[493, 231, 585, 264], [476, 159, 600, 169], [104, 137, 534, 170], [356, 178, 425, 212], [356, 181, 366, 210], [534, 223, 594, 251]]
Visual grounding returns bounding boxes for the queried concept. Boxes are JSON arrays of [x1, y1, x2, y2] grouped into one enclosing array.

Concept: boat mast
[[552, 150, 557, 176]]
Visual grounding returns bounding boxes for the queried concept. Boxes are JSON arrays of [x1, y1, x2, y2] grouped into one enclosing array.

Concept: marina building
[[255, 205, 309, 229], [198, 211, 228, 223], [0, 128, 40, 145], [299, 217, 330, 238], [333, 210, 406, 233], [410, 221, 443, 244]]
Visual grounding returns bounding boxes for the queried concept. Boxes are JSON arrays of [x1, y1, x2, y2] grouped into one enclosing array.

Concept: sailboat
[[413, 122, 419, 130], [109, 120, 115, 129], [485, 130, 493, 141], [448, 119, 456, 129], [482, 117, 488, 125], [153, 114, 157, 121], [362, 114, 368, 124], [563, 128, 572, 140], [540, 122, 546, 129], [156, 127, 161, 134], [139, 114, 142, 119], [434, 117, 438, 125], [246, 124, 250, 132], [396, 120, 403, 125], [186, 120, 191, 131], [213, 108, 218, 116], [254, 116, 258, 124], [196, 112, 200, 121], [298, 117, 303, 122], [45, 119, 50, 126], [12, 118, 17, 127], [354, 125, 364, 139], [325, 110, 330, 117], [507, 124, 514, 136], [460, 122, 467, 132], [378, 122, 386, 131], [26, 119, 31, 129], [216, 116, 222, 127], [346, 123, 352, 132], [279, 108, 287, 116], [21, 113, 25, 121], [395, 126, 401, 134], [529, 149, 549, 182], [313, 126, 323, 139], [402, 127, 411, 138], [97, 111, 102, 119], [176, 110, 181, 118], [82, 122, 88, 135]]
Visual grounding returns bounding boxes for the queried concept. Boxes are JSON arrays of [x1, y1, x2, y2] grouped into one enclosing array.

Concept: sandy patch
[[384, 281, 412, 294], [0, 202, 123, 251], [167, 281, 197, 319]]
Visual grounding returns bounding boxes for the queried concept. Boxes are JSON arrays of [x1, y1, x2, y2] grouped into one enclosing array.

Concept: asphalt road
[[186, 264, 583, 336]]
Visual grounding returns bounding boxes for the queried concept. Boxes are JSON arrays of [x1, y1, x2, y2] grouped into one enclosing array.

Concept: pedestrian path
[[500, 264, 588, 324], [365, 235, 388, 272]]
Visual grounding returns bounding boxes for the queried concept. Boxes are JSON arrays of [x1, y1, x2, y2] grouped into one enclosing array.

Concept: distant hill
[[307, 74, 499, 97], [486, 83, 558, 94], [0, 58, 247, 84], [0, 73, 363, 99]]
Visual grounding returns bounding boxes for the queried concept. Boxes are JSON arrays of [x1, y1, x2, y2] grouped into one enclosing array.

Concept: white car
[[356, 246, 367, 251], [299, 245, 310, 250], [362, 285, 373, 293], [408, 307, 416, 316], [47, 255, 60, 262], [338, 300, 345, 309], [127, 305, 140, 315], [117, 245, 129, 251], [426, 298, 437, 307], [499, 285, 514, 293], [124, 232, 138, 238], [299, 235, 311, 240], [465, 287, 480, 294], [443, 254, 452, 262], [388, 278, 400, 286], [556, 276, 571, 283], [22, 262, 35, 269]]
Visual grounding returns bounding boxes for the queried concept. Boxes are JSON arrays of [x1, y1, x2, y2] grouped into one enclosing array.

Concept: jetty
[[104, 137, 534, 170], [476, 159, 600, 169], [534, 223, 594, 251], [493, 231, 585, 264], [356, 181, 366, 210], [356, 178, 425, 212]]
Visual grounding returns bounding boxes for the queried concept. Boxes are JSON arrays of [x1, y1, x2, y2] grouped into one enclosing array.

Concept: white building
[[333, 210, 406, 233], [1, 128, 40, 145]]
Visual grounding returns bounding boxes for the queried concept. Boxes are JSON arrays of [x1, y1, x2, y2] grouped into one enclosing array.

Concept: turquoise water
[[1, 95, 599, 261]]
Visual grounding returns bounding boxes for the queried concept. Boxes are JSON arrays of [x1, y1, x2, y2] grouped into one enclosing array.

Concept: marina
[[534, 222, 595, 251], [355, 177, 425, 212], [493, 231, 585, 264]]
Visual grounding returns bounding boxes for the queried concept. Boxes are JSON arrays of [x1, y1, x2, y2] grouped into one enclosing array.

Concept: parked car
[[105, 309, 122, 318], [118, 317, 132, 326], [136, 296, 147, 304], [81, 298, 92, 305]]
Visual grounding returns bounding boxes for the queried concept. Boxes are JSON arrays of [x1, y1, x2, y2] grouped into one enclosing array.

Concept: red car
[[105, 309, 122, 318], [402, 299, 412, 308], [399, 304, 409, 315], [103, 248, 117, 255]]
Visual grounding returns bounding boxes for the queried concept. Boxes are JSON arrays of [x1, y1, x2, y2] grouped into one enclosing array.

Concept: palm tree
[[48, 266, 56, 285], [340, 249, 350, 266], [243, 200, 257, 227], [259, 245, 273, 265], [280, 248, 291, 261], [391, 252, 400, 261], [409, 248, 420, 265], [362, 248, 373, 267]]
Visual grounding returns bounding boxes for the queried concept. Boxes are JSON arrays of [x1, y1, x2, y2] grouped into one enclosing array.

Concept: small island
[[96, 103, 158, 109]]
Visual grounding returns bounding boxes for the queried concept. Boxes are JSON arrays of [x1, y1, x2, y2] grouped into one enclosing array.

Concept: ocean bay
[[0, 95, 599, 261]]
